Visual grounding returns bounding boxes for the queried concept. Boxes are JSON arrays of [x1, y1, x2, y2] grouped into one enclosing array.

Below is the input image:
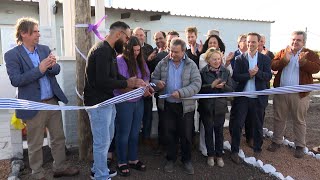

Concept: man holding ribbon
[[5, 17, 79, 180], [267, 31, 320, 158], [151, 38, 201, 175], [84, 21, 146, 180]]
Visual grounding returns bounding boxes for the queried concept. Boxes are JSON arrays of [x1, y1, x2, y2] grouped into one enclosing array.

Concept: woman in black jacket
[[198, 48, 234, 167]]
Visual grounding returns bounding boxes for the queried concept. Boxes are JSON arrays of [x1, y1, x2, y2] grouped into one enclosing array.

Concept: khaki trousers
[[24, 98, 66, 179], [272, 93, 310, 147]]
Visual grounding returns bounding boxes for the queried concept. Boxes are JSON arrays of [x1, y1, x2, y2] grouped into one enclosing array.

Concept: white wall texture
[[0, 2, 271, 147]]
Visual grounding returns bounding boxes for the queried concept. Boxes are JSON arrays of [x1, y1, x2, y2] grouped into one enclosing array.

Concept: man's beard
[[114, 39, 124, 54]]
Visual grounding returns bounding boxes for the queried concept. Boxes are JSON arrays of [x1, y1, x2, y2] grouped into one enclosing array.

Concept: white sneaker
[[90, 169, 117, 179], [207, 157, 214, 166], [108, 169, 117, 177], [217, 157, 224, 167]]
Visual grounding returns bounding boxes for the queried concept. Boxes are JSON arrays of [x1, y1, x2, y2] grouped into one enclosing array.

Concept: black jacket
[[142, 43, 154, 62], [84, 41, 127, 106], [232, 52, 272, 107], [199, 65, 234, 116], [147, 49, 168, 74], [186, 48, 200, 68]]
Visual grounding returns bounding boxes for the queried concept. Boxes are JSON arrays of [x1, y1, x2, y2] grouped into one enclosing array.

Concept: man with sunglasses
[[84, 21, 146, 180]]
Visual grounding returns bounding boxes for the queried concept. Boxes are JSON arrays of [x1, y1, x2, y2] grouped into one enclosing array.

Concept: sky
[[110, 0, 320, 52]]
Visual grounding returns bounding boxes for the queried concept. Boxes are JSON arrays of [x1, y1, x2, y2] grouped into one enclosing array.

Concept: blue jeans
[[86, 105, 116, 180], [115, 99, 144, 164]]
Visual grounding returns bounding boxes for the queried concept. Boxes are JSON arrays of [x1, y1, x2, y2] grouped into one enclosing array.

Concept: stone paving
[[0, 109, 14, 160]]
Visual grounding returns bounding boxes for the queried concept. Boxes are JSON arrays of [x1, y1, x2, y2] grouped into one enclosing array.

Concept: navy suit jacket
[[5, 44, 68, 119], [230, 49, 242, 69], [232, 52, 272, 107]]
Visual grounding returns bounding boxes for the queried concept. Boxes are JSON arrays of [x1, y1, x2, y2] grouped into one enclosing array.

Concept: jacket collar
[[17, 44, 47, 69], [17, 45, 34, 69], [242, 51, 263, 68], [202, 64, 227, 73]]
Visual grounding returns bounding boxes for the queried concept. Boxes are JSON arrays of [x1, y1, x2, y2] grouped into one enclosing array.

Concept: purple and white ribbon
[[75, 15, 108, 61], [159, 84, 320, 99], [75, 15, 107, 41], [0, 87, 145, 111], [75, 45, 88, 62]]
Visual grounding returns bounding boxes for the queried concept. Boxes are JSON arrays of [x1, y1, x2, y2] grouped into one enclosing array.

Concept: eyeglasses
[[120, 31, 130, 42], [209, 48, 220, 52]]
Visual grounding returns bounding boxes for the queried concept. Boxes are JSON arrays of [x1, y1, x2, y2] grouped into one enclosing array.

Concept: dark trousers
[[202, 113, 225, 157], [163, 101, 194, 162], [245, 110, 266, 142], [155, 94, 164, 145], [245, 115, 253, 142], [229, 100, 236, 136], [142, 97, 153, 139], [109, 134, 116, 153], [231, 97, 265, 153]]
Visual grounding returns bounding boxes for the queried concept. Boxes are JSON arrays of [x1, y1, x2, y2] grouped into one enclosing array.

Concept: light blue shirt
[[22, 45, 53, 100], [244, 51, 258, 98], [165, 56, 185, 103], [280, 49, 301, 87]]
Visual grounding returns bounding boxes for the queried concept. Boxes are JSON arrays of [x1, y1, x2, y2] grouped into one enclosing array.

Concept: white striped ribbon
[[75, 45, 88, 62], [159, 84, 320, 99], [0, 87, 145, 111]]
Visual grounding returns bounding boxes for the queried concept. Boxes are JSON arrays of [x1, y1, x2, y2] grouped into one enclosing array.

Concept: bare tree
[[75, 0, 92, 161]]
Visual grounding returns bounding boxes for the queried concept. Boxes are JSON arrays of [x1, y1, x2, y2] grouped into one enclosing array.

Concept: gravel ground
[[18, 144, 276, 180], [0, 159, 10, 180], [261, 92, 320, 180], [2, 92, 320, 180]]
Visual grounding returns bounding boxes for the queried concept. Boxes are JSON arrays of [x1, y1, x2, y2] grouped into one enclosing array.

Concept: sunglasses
[[120, 31, 130, 42]]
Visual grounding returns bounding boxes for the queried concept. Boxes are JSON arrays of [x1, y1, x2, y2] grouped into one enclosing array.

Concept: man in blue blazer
[[5, 17, 79, 180], [230, 32, 272, 164]]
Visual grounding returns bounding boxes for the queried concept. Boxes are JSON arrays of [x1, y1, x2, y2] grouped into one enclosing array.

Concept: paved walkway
[[0, 110, 13, 160]]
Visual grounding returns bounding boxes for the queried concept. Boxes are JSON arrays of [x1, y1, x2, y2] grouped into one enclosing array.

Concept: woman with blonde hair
[[198, 48, 234, 167]]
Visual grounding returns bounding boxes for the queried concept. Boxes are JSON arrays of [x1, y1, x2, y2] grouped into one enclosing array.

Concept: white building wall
[[0, 3, 272, 59], [0, 2, 39, 25], [0, 2, 272, 147], [102, 11, 271, 53]]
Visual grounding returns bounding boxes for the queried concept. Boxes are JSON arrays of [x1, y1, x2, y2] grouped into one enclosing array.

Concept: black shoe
[[109, 169, 117, 177], [182, 161, 194, 175], [90, 171, 94, 180], [267, 142, 281, 152], [231, 153, 240, 164], [90, 169, 117, 179], [294, 146, 305, 158], [253, 151, 262, 159], [164, 160, 174, 173], [153, 148, 162, 156], [53, 167, 79, 178]]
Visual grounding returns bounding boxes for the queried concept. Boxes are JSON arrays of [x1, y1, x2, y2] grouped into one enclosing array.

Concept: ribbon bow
[[87, 15, 107, 41]]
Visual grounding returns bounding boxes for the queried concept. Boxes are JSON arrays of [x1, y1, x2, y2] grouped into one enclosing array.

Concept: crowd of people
[[4, 17, 320, 180]]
